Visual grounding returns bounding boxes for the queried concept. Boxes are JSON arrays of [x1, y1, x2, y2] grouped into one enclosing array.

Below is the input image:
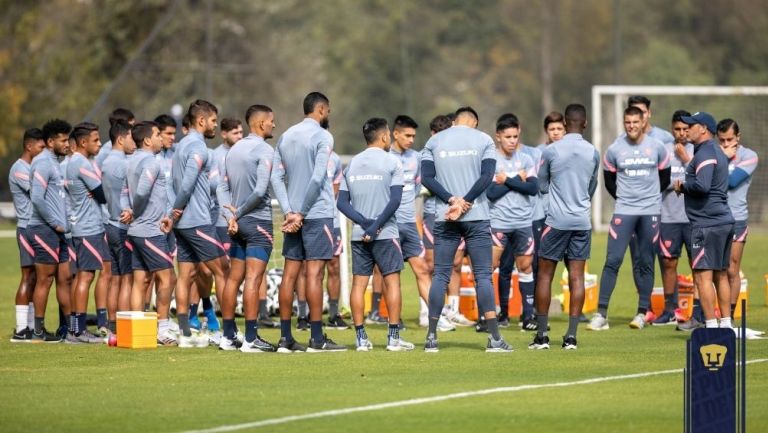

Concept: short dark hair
[[671, 110, 691, 124], [362, 118, 389, 144], [455, 106, 479, 122], [42, 119, 72, 141], [245, 105, 273, 124], [564, 104, 587, 125], [109, 120, 133, 145], [393, 115, 418, 130], [717, 118, 740, 135], [543, 111, 565, 130], [71, 122, 99, 144], [220, 118, 242, 133], [154, 114, 177, 131], [186, 99, 218, 124], [429, 114, 452, 134], [23, 127, 44, 144], [109, 108, 135, 126], [303, 92, 330, 115], [624, 106, 644, 118], [131, 121, 159, 146], [496, 113, 520, 132], [627, 95, 651, 109], [181, 114, 191, 129]]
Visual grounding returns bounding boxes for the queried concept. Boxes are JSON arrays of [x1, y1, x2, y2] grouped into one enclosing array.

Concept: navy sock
[[310, 320, 323, 342], [664, 293, 675, 312], [223, 319, 236, 338], [245, 320, 258, 343], [201, 297, 213, 311], [355, 325, 368, 341], [388, 324, 399, 341], [258, 300, 268, 319], [177, 313, 191, 337], [108, 320, 116, 334], [328, 299, 339, 318], [69, 313, 77, 334], [144, 303, 150, 312], [96, 308, 108, 328], [77, 313, 87, 335], [298, 301, 308, 318], [280, 319, 293, 340], [693, 299, 703, 322], [371, 293, 382, 314], [34, 317, 45, 334], [58, 306, 67, 330], [189, 303, 199, 318], [520, 279, 535, 318], [427, 317, 439, 336]]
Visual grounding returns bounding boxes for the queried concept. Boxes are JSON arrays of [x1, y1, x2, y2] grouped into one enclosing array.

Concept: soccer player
[[64, 122, 111, 343], [653, 110, 694, 326], [717, 118, 761, 336], [338, 117, 413, 351], [421, 106, 512, 353], [123, 121, 184, 346], [95, 108, 136, 168], [270, 91, 345, 352], [529, 104, 599, 350], [627, 96, 675, 145], [588, 106, 670, 331], [170, 100, 230, 343], [533, 111, 565, 274], [217, 105, 277, 352], [324, 149, 349, 329], [673, 112, 734, 329], [211, 117, 243, 250], [486, 114, 538, 328], [9, 128, 46, 342], [101, 121, 137, 335], [28, 119, 74, 342], [155, 114, 178, 259]]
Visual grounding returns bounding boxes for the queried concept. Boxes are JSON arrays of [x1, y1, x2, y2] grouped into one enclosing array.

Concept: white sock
[[705, 319, 719, 328], [419, 298, 428, 315], [15, 305, 29, 332], [719, 317, 732, 329], [158, 319, 169, 334], [448, 295, 459, 312], [27, 302, 34, 329]]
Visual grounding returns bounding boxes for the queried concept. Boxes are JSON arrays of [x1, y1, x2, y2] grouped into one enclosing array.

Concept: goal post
[[590, 85, 768, 232]]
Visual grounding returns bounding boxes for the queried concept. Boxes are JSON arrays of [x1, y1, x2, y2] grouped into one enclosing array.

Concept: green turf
[[0, 233, 766, 433]]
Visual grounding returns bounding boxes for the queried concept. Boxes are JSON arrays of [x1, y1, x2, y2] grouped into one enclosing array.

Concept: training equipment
[[116, 311, 157, 349], [108, 333, 117, 346]]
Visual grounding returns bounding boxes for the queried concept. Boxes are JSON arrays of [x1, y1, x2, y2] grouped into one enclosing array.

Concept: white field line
[[179, 358, 768, 433]]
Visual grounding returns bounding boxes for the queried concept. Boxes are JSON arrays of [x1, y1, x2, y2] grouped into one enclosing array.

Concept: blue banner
[[687, 328, 736, 433]]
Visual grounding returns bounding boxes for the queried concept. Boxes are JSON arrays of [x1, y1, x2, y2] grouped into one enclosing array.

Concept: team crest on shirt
[[614, 217, 622, 225], [665, 240, 672, 248]]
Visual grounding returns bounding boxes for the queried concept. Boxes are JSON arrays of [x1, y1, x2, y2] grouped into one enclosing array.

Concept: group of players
[[7, 91, 759, 352]]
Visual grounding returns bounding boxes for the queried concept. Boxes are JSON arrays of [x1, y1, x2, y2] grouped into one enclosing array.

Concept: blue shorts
[[72, 233, 109, 271], [230, 218, 273, 262], [333, 227, 343, 256], [16, 227, 35, 268], [66, 237, 77, 274], [28, 224, 69, 265], [175, 225, 226, 263], [216, 226, 232, 252], [691, 224, 734, 271], [659, 223, 692, 259], [538, 226, 591, 261], [129, 235, 175, 272], [398, 222, 425, 260], [166, 231, 177, 258], [283, 217, 334, 261], [106, 224, 132, 276], [351, 239, 404, 276], [733, 220, 748, 243], [422, 214, 436, 250], [491, 226, 535, 256]]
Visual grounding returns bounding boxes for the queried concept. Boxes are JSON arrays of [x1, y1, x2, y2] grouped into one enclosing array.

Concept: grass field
[[1, 232, 766, 433]]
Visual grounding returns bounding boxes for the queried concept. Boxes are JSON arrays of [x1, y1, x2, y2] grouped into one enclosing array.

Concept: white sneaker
[[157, 330, 178, 346], [208, 331, 222, 346], [218, 335, 241, 351], [178, 331, 209, 348], [356, 337, 373, 352], [587, 313, 609, 331], [446, 310, 476, 327], [629, 313, 646, 330], [734, 327, 766, 340], [437, 315, 456, 332], [167, 319, 180, 335], [386, 337, 415, 352]]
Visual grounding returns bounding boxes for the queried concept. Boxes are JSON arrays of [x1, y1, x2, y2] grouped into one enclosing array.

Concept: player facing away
[[270, 92, 345, 352], [170, 100, 230, 343], [9, 128, 46, 342], [486, 114, 538, 328], [588, 106, 671, 331], [673, 112, 735, 329], [421, 106, 512, 353], [123, 122, 183, 346], [217, 105, 278, 352], [28, 119, 74, 342], [654, 111, 694, 327], [338, 118, 414, 351], [323, 150, 349, 329], [529, 104, 600, 351]]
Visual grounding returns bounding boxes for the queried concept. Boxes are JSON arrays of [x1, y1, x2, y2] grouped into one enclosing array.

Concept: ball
[[108, 334, 117, 347]]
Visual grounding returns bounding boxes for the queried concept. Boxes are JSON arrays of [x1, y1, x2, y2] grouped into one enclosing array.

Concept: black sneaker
[[10, 327, 33, 343], [258, 317, 279, 329], [55, 326, 68, 340], [562, 335, 578, 350], [652, 310, 677, 326], [497, 313, 510, 328], [296, 316, 309, 331], [276, 337, 306, 353], [521, 317, 538, 332], [32, 328, 62, 343], [307, 334, 347, 352], [424, 334, 439, 353], [475, 317, 489, 333], [241, 335, 276, 353], [528, 334, 550, 350], [325, 314, 349, 330]]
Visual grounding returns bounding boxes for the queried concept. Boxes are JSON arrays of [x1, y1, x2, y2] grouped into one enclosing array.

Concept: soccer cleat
[[189, 314, 202, 331], [356, 337, 373, 352], [204, 310, 220, 332], [521, 317, 538, 332], [296, 316, 309, 331], [445, 310, 475, 327], [562, 335, 578, 350], [386, 337, 415, 352], [676, 317, 703, 332], [486, 336, 513, 353], [475, 317, 489, 333], [307, 334, 347, 352], [10, 327, 34, 343], [218, 335, 242, 351], [586, 313, 609, 331], [424, 335, 439, 353], [64, 332, 81, 344], [528, 335, 550, 350], [32, 328, 63, 343], [651, 310, 677, 326], [437, 315, 456, 332], [157, 330, 178, 346], [276, 337, 307, 353], [364, 311, 388, 325], [258, 317, 279, 329], [497, 313, 510, 328], [326, 314, 349, 330], [75, 329, 105, 344], [629, 313, 646, 329], [241, 336, 276, 353]]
